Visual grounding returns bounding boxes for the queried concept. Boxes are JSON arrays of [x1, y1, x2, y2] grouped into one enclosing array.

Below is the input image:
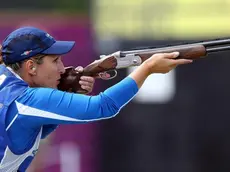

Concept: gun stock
[[82, 56, 117, 77]]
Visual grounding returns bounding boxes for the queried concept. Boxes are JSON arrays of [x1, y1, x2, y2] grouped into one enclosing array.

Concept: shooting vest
[[0, 65, 42, 172]]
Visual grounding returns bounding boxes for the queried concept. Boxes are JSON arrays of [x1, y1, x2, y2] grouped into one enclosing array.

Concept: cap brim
[[41, 41, 75, 55]]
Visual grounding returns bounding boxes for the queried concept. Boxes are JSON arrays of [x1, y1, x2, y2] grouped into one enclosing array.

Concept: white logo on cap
[[21, 50, 32, 56], [46, 33, 53, 39]]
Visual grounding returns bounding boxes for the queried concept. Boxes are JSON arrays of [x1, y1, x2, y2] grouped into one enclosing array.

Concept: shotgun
[[58, 38, 230, 93], [81, 38, 230, 80]]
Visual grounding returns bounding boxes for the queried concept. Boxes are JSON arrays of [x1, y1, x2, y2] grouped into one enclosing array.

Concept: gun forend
[[120, 44, 207, 62]]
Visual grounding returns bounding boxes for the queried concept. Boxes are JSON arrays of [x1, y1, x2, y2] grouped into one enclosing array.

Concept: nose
[[60, 67, 65, 74], [58, 60, 66, 74]]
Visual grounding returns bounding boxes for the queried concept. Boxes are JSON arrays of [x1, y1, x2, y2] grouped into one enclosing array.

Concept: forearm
[[103, 76, 138, 108]]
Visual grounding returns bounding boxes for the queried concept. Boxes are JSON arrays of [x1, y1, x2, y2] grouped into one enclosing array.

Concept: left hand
[[75, 66, 95, 94]]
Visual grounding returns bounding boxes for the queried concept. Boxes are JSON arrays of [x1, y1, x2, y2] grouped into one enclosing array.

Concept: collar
[[6, 66, 24, 81]]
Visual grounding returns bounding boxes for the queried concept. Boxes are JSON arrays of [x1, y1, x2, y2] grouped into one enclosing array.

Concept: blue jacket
[[0, 65, 138, 171]]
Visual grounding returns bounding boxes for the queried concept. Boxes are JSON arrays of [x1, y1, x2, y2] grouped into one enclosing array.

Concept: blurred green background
[[0, 0, 89, 13]]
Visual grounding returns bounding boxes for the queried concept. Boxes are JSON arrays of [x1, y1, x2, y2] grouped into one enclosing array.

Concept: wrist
[[142, 60, 153, 76]]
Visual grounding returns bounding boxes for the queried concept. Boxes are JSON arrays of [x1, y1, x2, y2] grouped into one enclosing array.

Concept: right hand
[[75, 66, 95, 94], [144, 52, 193, 74]]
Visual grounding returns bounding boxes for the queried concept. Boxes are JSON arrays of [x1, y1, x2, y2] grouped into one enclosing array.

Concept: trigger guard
[[98, 70, 117, 80]]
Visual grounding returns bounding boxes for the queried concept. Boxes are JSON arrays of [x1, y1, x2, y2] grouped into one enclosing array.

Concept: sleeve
[[15, 77, 138, 129]]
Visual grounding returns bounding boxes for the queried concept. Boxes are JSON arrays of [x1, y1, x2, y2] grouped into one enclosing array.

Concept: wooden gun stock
[[82, 55, 118, 77]]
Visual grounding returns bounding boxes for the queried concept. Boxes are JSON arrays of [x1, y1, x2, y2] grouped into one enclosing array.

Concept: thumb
[[75, 66, 84, 73]]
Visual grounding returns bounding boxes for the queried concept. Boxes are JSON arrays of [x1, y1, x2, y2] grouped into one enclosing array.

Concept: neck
[[23, 76, 35, 87]]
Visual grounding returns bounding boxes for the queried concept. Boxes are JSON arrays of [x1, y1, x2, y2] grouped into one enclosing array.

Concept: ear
[[25, 60, 37, 75]]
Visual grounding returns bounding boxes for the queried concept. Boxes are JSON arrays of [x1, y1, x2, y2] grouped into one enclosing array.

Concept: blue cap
[[1, 26, 75, 64]]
